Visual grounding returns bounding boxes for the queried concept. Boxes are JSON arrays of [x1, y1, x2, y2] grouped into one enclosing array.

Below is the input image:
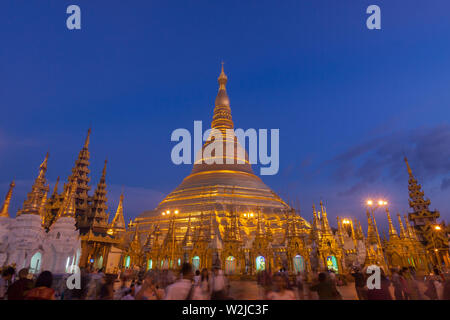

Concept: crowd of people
[[1, 263, 449, 300]]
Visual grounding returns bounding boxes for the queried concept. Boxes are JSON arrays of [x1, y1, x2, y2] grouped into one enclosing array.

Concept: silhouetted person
[[25, 271, 55, 300], [6, 268, 33, 300]]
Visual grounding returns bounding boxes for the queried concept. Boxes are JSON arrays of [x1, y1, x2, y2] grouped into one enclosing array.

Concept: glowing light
[[167, 210, 170, 214], [378, 200, 384, 206], [434, 226, 441, 231], [250, 213, 254, 217], [162, 212, 166, 216], [174, 210, 179, 214], [243, 213, 247, 217], [342, 219, 350, 225], [367, 200, 373, 206]]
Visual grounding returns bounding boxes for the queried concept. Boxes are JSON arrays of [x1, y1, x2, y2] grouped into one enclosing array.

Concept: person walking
[[391, 268, 405, 300], [266, 274, 296, 300], [351, 267, 367, 300], [192, 268, 210, 300], [310, 272, 340, 300], [295, 272, 305, 300], [6, 268, 34, 300], [164, 263, 194, 300], [135, 273, 164, 300], [366, 269, 392, 300], [0, 267, 15, 300], [210, 267, 228, 300], [99, 275, 115, 300], [24, 271, 55, 300]]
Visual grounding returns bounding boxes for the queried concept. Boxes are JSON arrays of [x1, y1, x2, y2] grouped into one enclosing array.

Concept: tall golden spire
[[62, 181, 77, 218], [84, 128, 91, 149], [397, 213, 407, 238], [404, 156, 413, 177], [89, 159, 109, 231], [320, 200, 332, 235], [211, 63, 233, 131], [110, 192, 126, 232], [311, 204, 321, 241], [366, 209, 377, 244], [386, 207, 398, 239], [51, 176, 60, 198], [64, 128, 92, 228], [404, 214, 417, 240], [0, 180, 15, 218], [56, 180, 77, 219], [20, 153, 50, 215], [38, 152, 49, 180], [183, 214, 194, 247]]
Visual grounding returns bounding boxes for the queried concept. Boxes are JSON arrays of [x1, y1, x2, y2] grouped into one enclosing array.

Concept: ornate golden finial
[[110, 191, 126, 232], [61, 180, 77, 218], [102, 159, 107, 178], [320, 200, 331, 234], [403, 214, 416, 240], [386, 207, 398, 239], [0, 180, 15, 218], [38, 152, 49, 180], [397, 213, 407, 238], [218, 61, 228, 90], [84, 128, 91, 149], [212, 63, 233, 131], [404, 156, 413, 177], [52, 176, 60, 197]]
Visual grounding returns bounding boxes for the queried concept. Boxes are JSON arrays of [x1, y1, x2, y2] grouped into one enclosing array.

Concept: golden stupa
[[138, 65, 291, 220]]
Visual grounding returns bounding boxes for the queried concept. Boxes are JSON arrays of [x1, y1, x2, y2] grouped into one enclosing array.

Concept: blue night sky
[[1, 1, 449, 233]]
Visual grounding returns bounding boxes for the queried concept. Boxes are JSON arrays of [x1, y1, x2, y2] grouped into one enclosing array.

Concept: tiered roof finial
[[52, 177, 60, 198], [21, 153, 50, 215], [397, 213, 407, 238], [0, 180, 15, 218], [404, 156, 413, 177], [386, 207, 398, 239], [319, 200, 332, 235], [84, 128, 91, 149], [212, 63, 233, 131], [110, 191, 126, 233], [89, 159, 109, 231]]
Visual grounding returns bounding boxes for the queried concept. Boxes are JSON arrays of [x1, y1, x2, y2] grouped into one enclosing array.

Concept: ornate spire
[[212, 63, 233, 131], [51, 177, 60, 198], [397, 213, 407, 239], [404, 214, 417, 240], [0, 180, 15, 218], [89, 160, 109, 232], [366, 209, 377, 244], [256, 208, 264, 237], [20, 153, 50, 215], [110, 192, 126, 233], [62, 181, 77, 218], [404, 157, 439, 245], [183, 214, 194, 247], [84, 128, 91, 149], [311, 204, 321, 241], [386, 207, 398, 239], [320, 201, 332, 235]]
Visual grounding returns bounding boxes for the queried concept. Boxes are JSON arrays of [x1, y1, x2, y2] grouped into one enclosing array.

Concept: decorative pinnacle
[[404, 156, 413, 177], [102, 159, 107, 178], [84, 128, 91, 149], [0, 180, 15, 218]]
